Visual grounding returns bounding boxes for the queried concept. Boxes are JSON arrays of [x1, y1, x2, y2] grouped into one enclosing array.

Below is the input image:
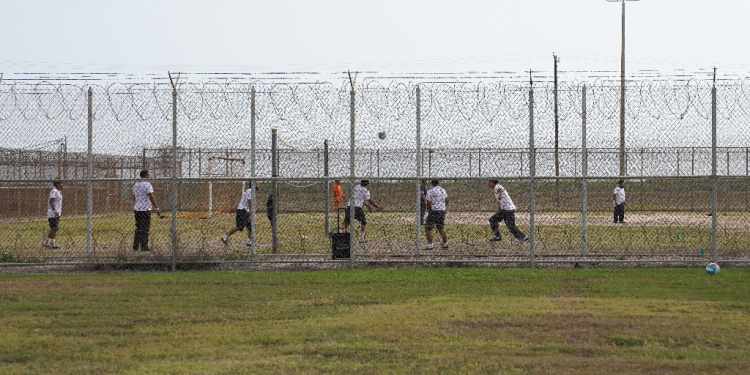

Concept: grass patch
[[1, 268, 749, 374]]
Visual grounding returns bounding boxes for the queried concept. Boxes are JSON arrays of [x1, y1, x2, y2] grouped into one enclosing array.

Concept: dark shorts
[[235, 209, 250, 229], [425, 210, 446, 231], [48, 217, 60, 231], [344, 206, 367, 226]]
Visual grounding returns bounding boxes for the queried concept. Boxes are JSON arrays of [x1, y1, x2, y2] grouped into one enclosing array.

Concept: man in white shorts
[[44, 178, 64, 249], [222, 181, 260, 247], [132, 170, 161, 252], [488, 180, 528, 243], [613, 179, 626, 223], [423, 180, 449, 250], [341, 180, 381, 243]]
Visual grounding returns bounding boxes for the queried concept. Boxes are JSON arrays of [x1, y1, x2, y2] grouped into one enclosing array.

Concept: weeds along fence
[[1, 78, 750, 267]]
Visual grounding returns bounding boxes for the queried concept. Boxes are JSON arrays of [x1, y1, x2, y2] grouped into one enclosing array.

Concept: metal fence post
[[711, 82, 717, 262], [528, 86, 535, 268], [170, 83, 178, 272], [726, 150, 730, 176], [376, 149, 380, 178], [581, 85, 588, 257], [250, 87, 257, 257], [324, 140, 330, 237], [428, 149, 432, 177], [691, 148, 695, 176], [86, 87, 93, 256], [415, 85, 422, 257], [271, 128, 279, 254], [348, 82, 356, 266], [478, 147, 482, 177]]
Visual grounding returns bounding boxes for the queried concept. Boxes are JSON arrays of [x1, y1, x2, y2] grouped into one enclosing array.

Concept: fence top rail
[[0, 174, 739, 184], [141, 146, 750, 153]]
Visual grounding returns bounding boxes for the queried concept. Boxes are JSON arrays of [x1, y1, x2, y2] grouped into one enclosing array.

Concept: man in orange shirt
[[332, 180, 344, 217]]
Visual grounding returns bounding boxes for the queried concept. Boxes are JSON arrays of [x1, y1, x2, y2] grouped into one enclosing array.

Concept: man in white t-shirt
[[488, 180, 528, 243], [132, 170, 161, 252], [44, 179, 64, 249], [341, 180, 381, 243], [222, 181, 260, 247], [613, 179, 626, 224], [423, 180, 449, 250]]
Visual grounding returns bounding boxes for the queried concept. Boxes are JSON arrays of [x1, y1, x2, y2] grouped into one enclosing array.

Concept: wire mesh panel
[[2, 77, 750, 266], [582, 178, 713, 261], [716, 178, 750, 261], [530, 178, 585, 259], [0, 181, 88, 263]]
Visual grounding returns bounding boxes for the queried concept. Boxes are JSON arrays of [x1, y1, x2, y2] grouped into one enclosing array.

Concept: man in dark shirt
[[420, 179, 428, 225]]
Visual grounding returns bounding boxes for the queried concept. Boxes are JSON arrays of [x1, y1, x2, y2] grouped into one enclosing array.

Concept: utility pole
[[607, 0, 638, 176], [554, 53, 560, 207]]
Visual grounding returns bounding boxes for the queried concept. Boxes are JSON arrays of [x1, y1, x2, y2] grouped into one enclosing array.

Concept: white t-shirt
[[494, 184, 516, 211], [236, 188, 254, 211], [347, 185, 371, 208], [47, 188, 63, 218], [425, 186, 448, 211], [614, 186, 626, 205], [133, 181, 155, 211]]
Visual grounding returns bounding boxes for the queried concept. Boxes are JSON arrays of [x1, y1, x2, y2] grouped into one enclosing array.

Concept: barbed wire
[[2, 79, 744, 121], [1, 77, 749, 154]]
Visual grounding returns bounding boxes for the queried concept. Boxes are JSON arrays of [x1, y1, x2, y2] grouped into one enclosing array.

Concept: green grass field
[[1, 268, 749, 374]]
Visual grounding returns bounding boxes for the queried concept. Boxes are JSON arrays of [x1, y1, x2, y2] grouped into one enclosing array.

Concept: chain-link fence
[[2, 77, 749, 267]]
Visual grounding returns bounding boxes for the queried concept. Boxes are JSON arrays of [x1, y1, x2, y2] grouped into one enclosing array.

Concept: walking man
[[132, 170, 160, 252], [332, 179, 344, 217], [613, 179, 626, 223], [423, 180, 449, 250], [222, 181, 260, 247], [487, 180, 528, 242], [341, 180, 381, 243], [44, 178, 64, 249]]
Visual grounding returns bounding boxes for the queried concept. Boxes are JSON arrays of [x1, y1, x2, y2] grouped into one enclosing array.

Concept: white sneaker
[[441, 243, 449, 249]]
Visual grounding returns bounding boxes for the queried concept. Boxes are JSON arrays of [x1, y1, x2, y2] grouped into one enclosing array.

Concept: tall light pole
[[608, 0, 638, 176]]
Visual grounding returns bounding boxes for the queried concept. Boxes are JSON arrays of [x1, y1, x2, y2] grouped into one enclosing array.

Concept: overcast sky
[[2, 0, 749, 80]]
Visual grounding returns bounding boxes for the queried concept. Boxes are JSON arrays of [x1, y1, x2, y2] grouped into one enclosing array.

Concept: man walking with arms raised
[[487, 180, 528, 243], [341, 180, 380, 244]]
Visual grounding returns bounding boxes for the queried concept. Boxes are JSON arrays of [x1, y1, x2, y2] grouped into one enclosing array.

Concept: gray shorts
[[235, 209, 250, 229], [425, 210, 446, 231], [48, 217, 60, 231], [343, 206, 367, 226]]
